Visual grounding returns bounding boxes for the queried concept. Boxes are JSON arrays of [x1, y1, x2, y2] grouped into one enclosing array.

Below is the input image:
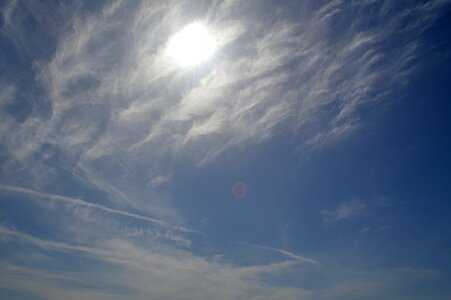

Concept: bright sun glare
[[167, 23, 216, 67]]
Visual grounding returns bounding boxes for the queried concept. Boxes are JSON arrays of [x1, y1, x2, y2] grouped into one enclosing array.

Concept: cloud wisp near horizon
[[1, 0, 451, 299]]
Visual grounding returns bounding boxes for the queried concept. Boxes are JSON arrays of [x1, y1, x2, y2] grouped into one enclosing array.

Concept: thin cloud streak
[[236, 241, 319, 264], [0, 184, 198, 234]]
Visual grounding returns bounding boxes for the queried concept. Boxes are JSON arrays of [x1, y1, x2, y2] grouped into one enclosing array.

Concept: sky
[[0, 0, 451, 299]]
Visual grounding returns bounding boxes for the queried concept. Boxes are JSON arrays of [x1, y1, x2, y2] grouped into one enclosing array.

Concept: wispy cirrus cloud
[[0, 226, 439, 300], [2, 1, 440, 164], [0, 0, 447, 191], [322, 200, 366, 224], [0, 0, 450, 299], [0, 226, 315, 300], [148, 174, 170, 188]]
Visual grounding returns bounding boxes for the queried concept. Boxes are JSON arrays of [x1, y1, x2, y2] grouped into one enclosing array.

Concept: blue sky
[[1, 0, 451, 299]]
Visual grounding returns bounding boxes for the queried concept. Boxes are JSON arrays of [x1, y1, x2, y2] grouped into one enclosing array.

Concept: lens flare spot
[[232, 182, 248, 198]]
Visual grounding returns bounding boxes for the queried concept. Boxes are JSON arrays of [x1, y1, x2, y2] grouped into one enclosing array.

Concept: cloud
[[0, 0, 446, 192], [322, 200, 366, 224], [0, 226, 313, 300], [148, 175, 169, 188], [0, 184, 197, 234], [0, 226, 441, 300], [5, 0, 439, 174], [0, 1, 450, 299], [236, 241, 319, 264]]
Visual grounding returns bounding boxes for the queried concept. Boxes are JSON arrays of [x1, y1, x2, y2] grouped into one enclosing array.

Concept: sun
[[167, 23, 216, 67]]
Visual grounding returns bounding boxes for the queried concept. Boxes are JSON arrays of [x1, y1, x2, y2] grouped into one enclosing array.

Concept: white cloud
[[0, 226, 440, 300], [148, 175, 169, 188], [0, 0, 446, 189], [0, 184, 197, 234], [322, 200, 366, 224], [236, 241, 319, 264], [0, 1, 449, 299], [0, 226, 313, 300]]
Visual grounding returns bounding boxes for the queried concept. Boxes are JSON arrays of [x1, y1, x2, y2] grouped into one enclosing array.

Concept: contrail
[[0, 184, 199, 234]]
